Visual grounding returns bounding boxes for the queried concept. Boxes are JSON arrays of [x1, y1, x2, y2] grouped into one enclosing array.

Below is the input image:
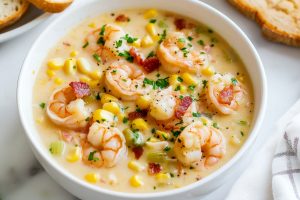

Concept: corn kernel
[[66, 147, 81, 163], [100, 93, 119, 104], [201, 67, 215, 76], [156, 130, 170, 140], [70, 51, 78, 57], [230, 135, 241, 145], [200, 117, 209, 125], [146, 23, 157, 37], [85, 173, 99, 183], [47, 58, 64, 70], [130, 39, 141, 48], [46, 69, 55, 78], [141, 35, 154, 47], [132, 118, 149, 131], [102, 102, 121, 115], [54, 77, 63, 85], [182, 72, 198, 85], [89, 80, 99, 88], [93, 109, 115, 123], [155, 173, 171, 184], [77, 57, 92, 75], [89, 70, 102, 80], [169, 74, 181, 87], [136, 95, 151, 110], [128, 161, 145, 172], [144, 9, 158, 19], [129, 175, 144, 187], [64, 58, 76, 75], [180, 85, 187, 94], [88, 22, 96, 28]]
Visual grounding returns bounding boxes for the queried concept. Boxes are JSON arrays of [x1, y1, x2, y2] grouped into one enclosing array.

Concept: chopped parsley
[[115, 40, 122, 48], [122, 117, 128, 124], [192, 112, 201, 117], [97, 37, 105, 45], [202, 80, 208, 89], [177, 76, 183, 82], [147, 51, 155, 58], [171, 130, 181, 137], [197, 39, 204, 46], [122, 34, 138, 43], [240, 131, 244, 136], [175, 85, 181, 91], [149, 19, 157, 23], [99, 24, 106, 36], [231, 78, 238, 85], [163, 146, 171, 152], [82, 41, 89, 48], [188, 85, 196, 91], [158, 29, 167, 43], [143, 77, 169, 89], [151, 128, 156, 134], [95, 93, 101, 100], [88, 151, 99, 161], [85, 117, 90, 122], [180, 47, 189, 57], [208, 28, 214, 33], [187, 36, 193, 41], [118, 51, 134, 62], [93, 54, 102, 63], [39, 102, 46, 109], [212, 122, 219, 129]]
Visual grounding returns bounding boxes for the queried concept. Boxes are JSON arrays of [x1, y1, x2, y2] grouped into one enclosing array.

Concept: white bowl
[[17, 0, 267, 199]]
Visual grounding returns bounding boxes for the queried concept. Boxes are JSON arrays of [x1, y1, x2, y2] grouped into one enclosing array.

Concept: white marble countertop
[[0, 1, 299, 200]]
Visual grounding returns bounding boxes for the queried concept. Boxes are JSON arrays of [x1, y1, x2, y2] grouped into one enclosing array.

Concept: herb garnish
[[122, 34, 138, 43], [93, 54, 101, 63], [39, 102, 46, 109], [149, 19, 157, 23], [197, 40, 204, 46], [231, 78, 238, 86], [118, 51, 134, 62], [82, 41, 89, 48], [192, 112, 201, 117], [158, 29, 167, 44], [115, 40, 123, 48], [143, 77, 169, 89], [88, 151, 99, 161]]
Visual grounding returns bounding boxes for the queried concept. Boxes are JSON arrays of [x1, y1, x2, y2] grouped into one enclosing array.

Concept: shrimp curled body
[[47, 86, 90, 131], [105, 62, 149, 101], [174, 121, 226, 169], [157, 32, 209, 74], [82, 122, 127, 168]]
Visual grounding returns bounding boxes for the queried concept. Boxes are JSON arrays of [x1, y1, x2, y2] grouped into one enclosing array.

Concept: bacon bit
[[69, 82, 91, 98], [142, 57, 160, 73], [128, 110, 148, 120], [174, 18, 186, 30], [129, 48, 144, 66], [148, 163, 162, 175], [218, 85, 234, 105], [175, 96, 193, 119], [129, 48, 160, 73], [115, 14, 130, 22], [132, 146, 144, 159]]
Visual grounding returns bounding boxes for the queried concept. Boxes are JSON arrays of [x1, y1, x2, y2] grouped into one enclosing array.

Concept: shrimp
[[47, 82, 91, 131], [82, 122, 127, 168], [174, 121, 226, 169], [157, 32, 209, 74], [85, 24, 129, 64], [149, 87, 178, 121], [104, 61, 150, 101], [207, 73, 244, 115]]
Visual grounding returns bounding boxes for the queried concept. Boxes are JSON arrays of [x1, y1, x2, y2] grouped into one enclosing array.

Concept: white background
[[0, 0, 299, 199]]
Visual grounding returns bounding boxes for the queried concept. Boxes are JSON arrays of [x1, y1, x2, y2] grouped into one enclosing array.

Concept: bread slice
[[27, 0, 73, 13], [228, 0, 300, 47], [0, 0, 29, 30]]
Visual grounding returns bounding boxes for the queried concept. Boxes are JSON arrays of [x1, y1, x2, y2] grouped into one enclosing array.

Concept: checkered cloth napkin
[[227, 100, 300, 200]]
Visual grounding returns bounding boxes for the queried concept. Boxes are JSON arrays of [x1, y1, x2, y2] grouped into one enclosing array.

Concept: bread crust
[[27, 0, 73, 13], [228, 0, 300, 47], [0, 1, 30, 30]]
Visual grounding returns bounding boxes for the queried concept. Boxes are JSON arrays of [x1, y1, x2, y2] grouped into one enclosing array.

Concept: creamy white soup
[[32, 9, 254, 193]]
